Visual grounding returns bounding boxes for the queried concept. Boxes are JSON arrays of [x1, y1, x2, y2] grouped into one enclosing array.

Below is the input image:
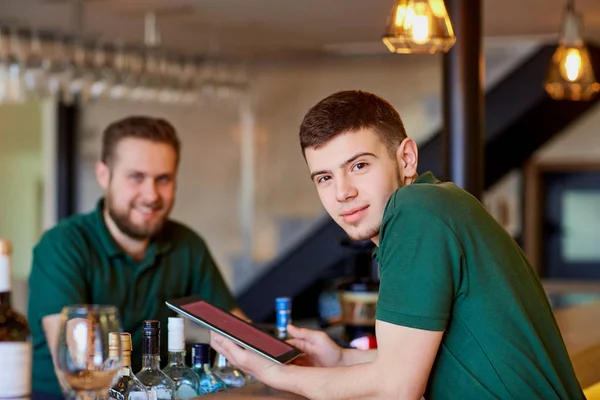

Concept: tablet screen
[[179, 299, 295, 358]]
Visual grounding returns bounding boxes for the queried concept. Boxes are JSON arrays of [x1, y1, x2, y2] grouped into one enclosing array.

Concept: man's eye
[[352, 162, 367, 171], [156, 176, 172, 184], [317, 176, 331, 184]]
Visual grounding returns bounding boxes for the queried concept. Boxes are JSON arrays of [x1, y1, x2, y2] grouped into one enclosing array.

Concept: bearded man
[[28, 116, 240, 400]]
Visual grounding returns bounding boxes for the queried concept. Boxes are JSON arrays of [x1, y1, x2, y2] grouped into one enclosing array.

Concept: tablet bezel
[[166, 295, 303, 365]]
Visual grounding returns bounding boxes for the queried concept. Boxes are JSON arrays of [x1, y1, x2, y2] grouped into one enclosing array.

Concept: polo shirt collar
[[93, 198, 173, 259], [414, 171, 440, 185], [371, 171, 440, 261]]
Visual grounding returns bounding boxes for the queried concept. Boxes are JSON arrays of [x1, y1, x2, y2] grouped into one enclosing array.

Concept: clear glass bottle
[[275, 297, 292, 340], [163, 317, 200, 399], [190, 343, 227, 395], [136, 320, 175, 400], [108, 332, 150, 400], [213, 354, 247, 388], [0, 239, 32, 398]]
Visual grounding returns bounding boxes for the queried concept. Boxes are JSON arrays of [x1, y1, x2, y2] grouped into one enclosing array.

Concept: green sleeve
[[375, 205, 464, 331], [192, 237, 237, 311], [27, 227, 89, 324]]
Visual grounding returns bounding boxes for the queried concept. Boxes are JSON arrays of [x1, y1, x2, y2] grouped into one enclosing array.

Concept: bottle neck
[[142, 354, 161, 370], [167, 351, 186, 366], [142, 333, 161, 370], [276, 309, 291, 332], [0, 255, 12, 297], [215, 354, 228, 368], [122, 351, 131, 368], [0, 291, 11, 310], [143, 334, 159, 356], [120, 365, 133, 377], [276, 328, 288, 340], [193, 362, 212, 372]]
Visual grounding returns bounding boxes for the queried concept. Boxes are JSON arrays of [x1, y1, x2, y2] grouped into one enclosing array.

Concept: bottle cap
[[275, 297, 291, 311], [143, 320, 160, 335], [0, 239, 11, 256], [192, 343, 210, 365], [120, 332, 132, 352], [168, 317, 184, 331], [168, 317, 185, 351], [0, 239, 11, 292]]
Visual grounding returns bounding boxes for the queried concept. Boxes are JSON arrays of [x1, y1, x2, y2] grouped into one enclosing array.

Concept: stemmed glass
[[56, 305, 123, 400]]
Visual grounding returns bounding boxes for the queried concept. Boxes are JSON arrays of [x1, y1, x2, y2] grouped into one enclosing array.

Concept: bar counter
[[200, 383, 305, 399], [197, 298, 600, 398], [553, 298, 600, 388]]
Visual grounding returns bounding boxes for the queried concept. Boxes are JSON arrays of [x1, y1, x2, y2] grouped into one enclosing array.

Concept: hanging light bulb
[[382, 0, 456, 54], [545, 0, 599, 101]]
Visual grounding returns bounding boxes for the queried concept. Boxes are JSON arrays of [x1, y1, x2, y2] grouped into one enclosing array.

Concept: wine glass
[[56, 305, 123, 400]]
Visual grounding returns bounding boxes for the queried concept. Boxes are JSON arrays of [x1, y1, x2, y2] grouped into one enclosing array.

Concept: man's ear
[[395, 137, 419, 184], [95, 161, 110, 190]]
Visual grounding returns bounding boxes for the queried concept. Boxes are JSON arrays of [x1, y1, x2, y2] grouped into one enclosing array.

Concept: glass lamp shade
[[382, 0, 456, 54]]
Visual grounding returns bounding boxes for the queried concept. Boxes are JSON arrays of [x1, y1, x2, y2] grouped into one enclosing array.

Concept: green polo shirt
[[375, 172, 584, 399], [27, 199, 237, 397]]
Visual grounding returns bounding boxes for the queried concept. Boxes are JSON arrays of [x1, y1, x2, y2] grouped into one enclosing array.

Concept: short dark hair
[[299, 90, 407, 156], [101, 116, 181, 165]]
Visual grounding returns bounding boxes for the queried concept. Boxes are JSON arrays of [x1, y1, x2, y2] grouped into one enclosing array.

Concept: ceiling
[[1, 0, 600, 61]]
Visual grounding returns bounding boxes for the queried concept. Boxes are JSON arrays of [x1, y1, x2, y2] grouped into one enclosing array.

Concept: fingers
[[210, 334, 229, 358], [286, 324, 312, 339], [214, 335, 235, 353], [286, 338, 309, 353], [212, 334, 243, 365]]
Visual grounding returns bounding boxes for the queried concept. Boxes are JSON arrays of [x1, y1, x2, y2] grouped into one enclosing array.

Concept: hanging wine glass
[[87, 39, 114, 101], [107, 41, 130, 100], [64, 38, 93, 104], [0, 26, 11, 103], [179, 56, 200, 105], [6, 25, 27, 103], [45, 33, 70, 99], [22, 28, 49, 100]]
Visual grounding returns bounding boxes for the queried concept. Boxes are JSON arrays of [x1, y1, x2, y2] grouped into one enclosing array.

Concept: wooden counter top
[[553, 299, 600, 388], [200, 383, 305, 399]]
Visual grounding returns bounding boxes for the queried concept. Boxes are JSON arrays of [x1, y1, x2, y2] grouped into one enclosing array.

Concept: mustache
[[134, 201, 163, 210]]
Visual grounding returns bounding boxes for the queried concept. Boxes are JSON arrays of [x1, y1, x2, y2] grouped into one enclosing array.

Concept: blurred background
[[1, 0, 600, 337]]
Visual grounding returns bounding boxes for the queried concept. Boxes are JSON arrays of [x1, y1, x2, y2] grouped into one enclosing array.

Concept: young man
[[28, 116, 241, 400], [211, 90, 585, 399]]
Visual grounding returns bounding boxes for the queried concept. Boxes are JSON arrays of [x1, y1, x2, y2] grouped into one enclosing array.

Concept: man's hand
[[231, 307, 251, 322], [286, 325, 343, 367], [210, 333, 281, 384]]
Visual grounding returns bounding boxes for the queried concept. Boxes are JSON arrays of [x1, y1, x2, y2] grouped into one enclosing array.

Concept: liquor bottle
[[163, 317, 200, 399], [275, 297, 292, 340], [213, 354, 247, 388], [190, 343, 227, 394], [108, 332, 150, 400], [0, 238, 32, 398], [136, 320, 176, 400]]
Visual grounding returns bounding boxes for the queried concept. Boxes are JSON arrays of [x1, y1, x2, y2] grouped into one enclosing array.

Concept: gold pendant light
[[382, 0, 456, 54], [545, 0, 599, 101]]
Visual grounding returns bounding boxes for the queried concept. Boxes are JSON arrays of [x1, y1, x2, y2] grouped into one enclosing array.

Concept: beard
[[105, 192, 169, 240], [347, 224, 382, 242]]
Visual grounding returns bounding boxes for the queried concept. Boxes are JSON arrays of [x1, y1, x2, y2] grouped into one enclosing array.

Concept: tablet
[[166, 295, 303, 364]]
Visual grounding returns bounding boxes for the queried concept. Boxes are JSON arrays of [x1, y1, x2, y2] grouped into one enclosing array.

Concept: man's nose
[[336, 175, 358, 202]]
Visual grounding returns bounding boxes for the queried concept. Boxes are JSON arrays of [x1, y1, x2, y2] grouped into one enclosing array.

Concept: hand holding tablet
[[166, 295, 303, 364]]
